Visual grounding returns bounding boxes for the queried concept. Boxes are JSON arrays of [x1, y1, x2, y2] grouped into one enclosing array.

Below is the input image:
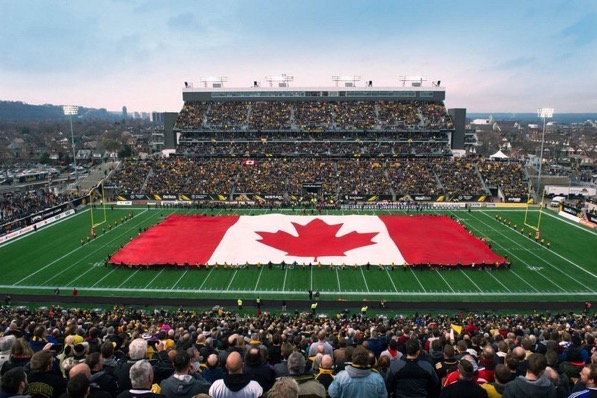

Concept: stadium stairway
[[75, 161, 119, 193]]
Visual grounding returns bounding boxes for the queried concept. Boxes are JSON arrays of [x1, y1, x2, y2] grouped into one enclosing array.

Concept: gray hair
[[287, 351, 305, 375], [268, 377, 299, 398], [129, 360, 153, 388], [128, 338, 148, 360]]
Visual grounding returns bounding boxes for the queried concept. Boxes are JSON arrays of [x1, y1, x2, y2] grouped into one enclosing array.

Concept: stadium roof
[[182, 85, 446, 102]]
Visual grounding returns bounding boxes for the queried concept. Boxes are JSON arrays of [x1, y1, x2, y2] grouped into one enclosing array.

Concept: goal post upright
[[90, 182, 107, 230], [523, 187, 545, 232]]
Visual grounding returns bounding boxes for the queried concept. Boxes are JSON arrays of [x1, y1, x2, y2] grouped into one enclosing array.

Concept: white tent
[[489, 150, 509, 159]]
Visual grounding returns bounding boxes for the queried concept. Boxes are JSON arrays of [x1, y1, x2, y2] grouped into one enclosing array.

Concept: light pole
[[536, 107, 554, 201], [63, 105, 79, 182]]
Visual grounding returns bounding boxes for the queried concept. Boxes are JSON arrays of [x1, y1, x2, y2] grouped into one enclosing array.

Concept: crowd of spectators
[[434, 158, 489, 197], [386, 161, 440, 196], [0, 304, 595, 397], [0, 189, 81, 226], [106, 157, 534, 201], [173, 100, 454, 133], [176, 139, 450, 158], [478, 160, 530, 199]]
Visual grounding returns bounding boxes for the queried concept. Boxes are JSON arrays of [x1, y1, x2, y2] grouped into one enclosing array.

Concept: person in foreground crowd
[[386, 338, 440, 398], [116, 360, 163, 398], [439, 358, 488, 397], [502, 353, 556, 398], [568, 363, 597, 398], [480, 364, 512, 398], [159, 350, 210, 397], [0, 367, 29, 398], [267, 377, 299, 398], [328, 346, 387, 398], [27, 350, 67, 398], [286, 351, 326, 398], [209, 351, 263, 398]]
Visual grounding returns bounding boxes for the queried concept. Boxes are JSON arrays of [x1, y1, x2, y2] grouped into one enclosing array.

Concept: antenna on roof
[[265, 74, 294, 88], [199, 76, 228, 88], [331, 75, 362, 87], [399, 75, 428, 87]]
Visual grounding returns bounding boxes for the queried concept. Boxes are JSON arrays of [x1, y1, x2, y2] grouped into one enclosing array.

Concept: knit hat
[[72, 343, 87, 360]]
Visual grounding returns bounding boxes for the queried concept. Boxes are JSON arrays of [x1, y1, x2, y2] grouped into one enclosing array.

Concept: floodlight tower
[[536, 107, 554, 198], [63, 105, 79, 182]]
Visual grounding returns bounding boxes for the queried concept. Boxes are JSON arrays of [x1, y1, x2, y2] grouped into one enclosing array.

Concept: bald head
[[69, 363, 91, 380], [207, 353, 219, 368], [321, 354, 333, 369], [513, 346, 525, 360], [226, 351, 243, 374]]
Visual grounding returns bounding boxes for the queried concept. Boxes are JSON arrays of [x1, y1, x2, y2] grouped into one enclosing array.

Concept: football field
[[1, 206, 596, 305]]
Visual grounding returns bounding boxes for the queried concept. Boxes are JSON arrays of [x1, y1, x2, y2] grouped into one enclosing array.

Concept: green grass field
[[1, 206, 596, 304]]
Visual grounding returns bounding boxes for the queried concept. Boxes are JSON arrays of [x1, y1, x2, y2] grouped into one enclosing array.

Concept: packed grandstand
[[103, 86, 531, 206]]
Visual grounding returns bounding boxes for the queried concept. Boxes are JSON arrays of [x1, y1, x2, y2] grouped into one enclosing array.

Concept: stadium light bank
[[536, 107, 554, 200], [63, 105, 79, 183]]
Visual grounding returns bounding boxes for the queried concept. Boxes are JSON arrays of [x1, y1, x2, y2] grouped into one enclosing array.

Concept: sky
[[1, 0, 596, 114]]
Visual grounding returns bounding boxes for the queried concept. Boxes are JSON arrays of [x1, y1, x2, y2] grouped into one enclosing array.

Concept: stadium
[[1, 77, 597, 398], [1, 79, 596, 313]]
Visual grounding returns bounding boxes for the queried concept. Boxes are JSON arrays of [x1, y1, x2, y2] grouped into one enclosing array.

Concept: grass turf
[[1, 206, 595, 304]]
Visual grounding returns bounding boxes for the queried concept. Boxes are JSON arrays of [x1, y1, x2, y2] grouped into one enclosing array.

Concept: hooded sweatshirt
[[159, 374, 210, 398], [502, 374, 557, 398], [209, 373, 263, 398]]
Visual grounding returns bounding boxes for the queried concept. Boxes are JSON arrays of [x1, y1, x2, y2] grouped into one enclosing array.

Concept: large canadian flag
[[109, 214, 506, 266], [208, 214, 405, 265]]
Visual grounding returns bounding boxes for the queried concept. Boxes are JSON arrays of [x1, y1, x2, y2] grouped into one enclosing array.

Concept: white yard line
[[117, 269, 139, 288], [409, 269, 427, 292], [282, 267, 288, 291], [144, 268, 166, 289], [486, 271, 512, 293], [359, 267, 370, 292], [384, 268, 399, 292], [171, 270, 188, 290], [225, 270, 239, 290], [434, 270, 455, 293], [254, 266, 264, 291], [459, 270, 484, 293]]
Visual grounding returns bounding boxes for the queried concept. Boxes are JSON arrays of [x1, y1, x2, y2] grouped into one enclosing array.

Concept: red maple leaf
[[255, 218, 378, 261]]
